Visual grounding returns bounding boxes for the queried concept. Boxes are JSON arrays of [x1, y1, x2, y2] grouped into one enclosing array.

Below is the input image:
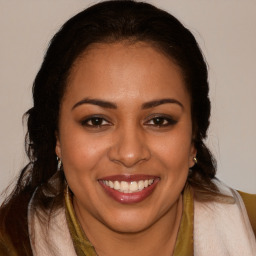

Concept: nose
[[107, 127, 151, 168]]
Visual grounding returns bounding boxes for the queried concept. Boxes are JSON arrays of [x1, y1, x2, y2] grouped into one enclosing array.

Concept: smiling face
[[56, 42, 196, 234]]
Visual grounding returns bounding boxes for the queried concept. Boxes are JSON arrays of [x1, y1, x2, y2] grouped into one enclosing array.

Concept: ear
[[55, 131, 62, 158], [189, 143, 197, 168]]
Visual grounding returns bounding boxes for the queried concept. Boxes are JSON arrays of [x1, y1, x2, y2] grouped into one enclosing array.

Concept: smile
[[98, 175, 159, 204], [102, 179, 154, 193]]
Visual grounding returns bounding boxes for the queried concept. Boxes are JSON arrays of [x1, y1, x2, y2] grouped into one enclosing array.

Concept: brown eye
[[152, 117, 168, 126], [145, 115, 177, 127], [89, 117, 104, 126], [81, 116, 111, 127]]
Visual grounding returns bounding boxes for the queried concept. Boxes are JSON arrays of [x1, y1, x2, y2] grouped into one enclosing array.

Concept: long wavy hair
[[0, 0, 219, 254]]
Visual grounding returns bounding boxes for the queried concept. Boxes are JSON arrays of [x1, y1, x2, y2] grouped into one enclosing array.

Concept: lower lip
[[98, 179, 160, 204]]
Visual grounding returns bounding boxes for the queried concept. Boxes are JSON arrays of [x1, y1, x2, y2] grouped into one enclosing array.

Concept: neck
[[74, 195, 183, 256]]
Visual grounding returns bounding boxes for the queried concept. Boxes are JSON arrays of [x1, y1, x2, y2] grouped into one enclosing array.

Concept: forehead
[[64, 41, 190, 107]]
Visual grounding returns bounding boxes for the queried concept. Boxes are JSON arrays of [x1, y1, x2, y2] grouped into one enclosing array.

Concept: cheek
[[59, 128, 109, 179], [151, 130, 193, 170]]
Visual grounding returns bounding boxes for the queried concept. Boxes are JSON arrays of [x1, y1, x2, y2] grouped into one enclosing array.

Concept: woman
[[0, 1, 255, 255]]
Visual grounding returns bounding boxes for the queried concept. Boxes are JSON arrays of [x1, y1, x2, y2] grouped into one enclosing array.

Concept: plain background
[[0, 0, 255, 199]]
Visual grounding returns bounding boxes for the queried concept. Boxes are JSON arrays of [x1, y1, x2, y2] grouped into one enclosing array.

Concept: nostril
[[107, 144, 151, 168]]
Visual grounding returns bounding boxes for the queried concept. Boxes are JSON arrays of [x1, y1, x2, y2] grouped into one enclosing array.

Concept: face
[[56, 42, 196, 233]]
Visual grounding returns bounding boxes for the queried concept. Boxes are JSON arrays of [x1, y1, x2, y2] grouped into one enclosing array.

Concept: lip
[[98, 175, 160, 204]]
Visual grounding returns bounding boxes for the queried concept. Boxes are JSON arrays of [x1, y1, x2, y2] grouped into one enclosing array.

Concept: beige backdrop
[[0, 0, 255, 198]]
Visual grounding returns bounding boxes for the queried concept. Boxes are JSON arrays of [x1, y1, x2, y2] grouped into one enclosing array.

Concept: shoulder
[[210, 180, 256, 237], [238, 190, 256, 237]]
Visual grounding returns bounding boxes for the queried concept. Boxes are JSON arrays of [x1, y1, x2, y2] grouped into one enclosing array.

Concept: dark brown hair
[[0, 1, 219, 254]]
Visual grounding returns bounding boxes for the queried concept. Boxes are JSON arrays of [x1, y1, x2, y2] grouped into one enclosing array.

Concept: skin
[[56, 42, 196, 256]]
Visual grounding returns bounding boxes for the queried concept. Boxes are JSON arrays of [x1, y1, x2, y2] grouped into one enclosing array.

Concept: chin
[[98, 207, 159, 234], [105, 218, 153, 234]]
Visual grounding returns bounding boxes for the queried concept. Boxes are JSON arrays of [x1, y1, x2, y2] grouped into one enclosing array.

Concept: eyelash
[[80, 114, 177, 128], [80, 115, 111, 127], [144, 114, 177, 127]]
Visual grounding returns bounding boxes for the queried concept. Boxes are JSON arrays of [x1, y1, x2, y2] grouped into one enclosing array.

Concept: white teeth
[[120, 181, 129, 192], [130, 181, 138, 192], [109, 181, 114, 188], [138, 180, 144, 191], [103, 179, 155, 193], [114, 181, 120, 190]]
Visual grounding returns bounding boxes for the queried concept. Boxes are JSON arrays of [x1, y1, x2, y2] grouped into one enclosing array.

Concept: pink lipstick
[[98, 175, 160, 204]]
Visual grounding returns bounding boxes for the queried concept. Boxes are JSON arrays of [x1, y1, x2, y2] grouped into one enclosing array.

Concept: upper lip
[[98, 174, 159, 182]]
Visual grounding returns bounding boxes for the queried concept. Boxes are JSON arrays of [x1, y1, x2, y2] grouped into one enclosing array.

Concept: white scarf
[[28, 182, 256, 255], [194, 181, 256, 255], [28, 201, 77, 255]]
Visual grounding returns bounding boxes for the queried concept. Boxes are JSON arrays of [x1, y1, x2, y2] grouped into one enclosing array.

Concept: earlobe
[[189, 144, 197, 168], [55, 132, 62, 158]]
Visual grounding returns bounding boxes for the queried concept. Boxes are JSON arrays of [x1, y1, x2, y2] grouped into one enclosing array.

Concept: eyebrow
[[72, 97, 183, 110], [72, 98, 117, 110], [142, 98, 184, 109]]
